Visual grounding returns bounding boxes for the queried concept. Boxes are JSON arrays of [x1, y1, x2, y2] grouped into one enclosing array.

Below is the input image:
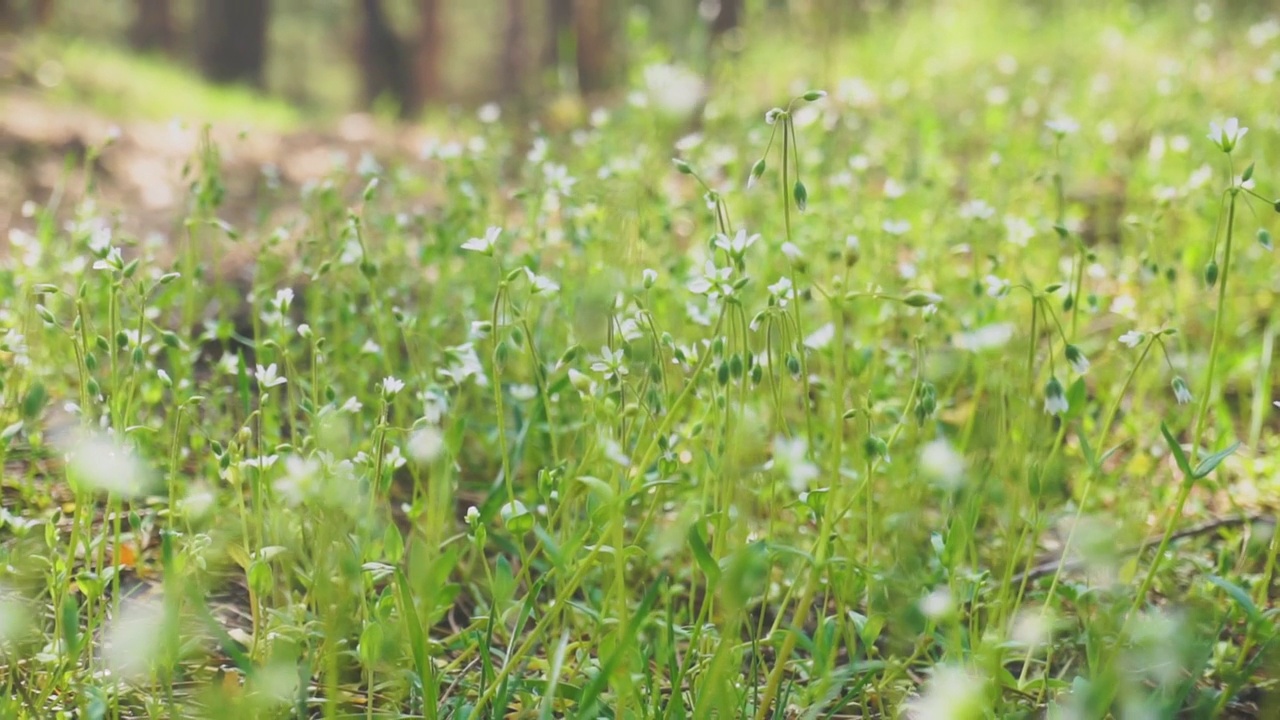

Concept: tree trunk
[[499, 0, 528, 101], [709, 0, 741, 38], [0, 0, 14, 31], [196, 0, 269, 87], [545, 0, 573, 76], [130, 0, 174, 52], [358, 0, 414, 116], [413, 0, 443, 113], [573, 0, 609, 95]]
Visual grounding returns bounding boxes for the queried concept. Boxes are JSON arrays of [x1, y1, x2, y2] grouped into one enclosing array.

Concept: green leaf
[[1160, 422, 1193, 478], [1193, 441, 1240, 479], [21, 381, 47, 420], [1078, 431, 1097, 470], [688, 524, 721, 584], [1206, 574, 1262, 623], [1243, 162, 1255, 183]]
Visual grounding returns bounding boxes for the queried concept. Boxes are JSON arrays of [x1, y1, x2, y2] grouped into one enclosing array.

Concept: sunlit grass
[[2, 1, 1280, 718]]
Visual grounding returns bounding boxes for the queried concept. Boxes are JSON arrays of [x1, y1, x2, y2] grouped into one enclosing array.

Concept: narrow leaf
[[1193, 441, 1241, 479], [1160, 422, 1193, 478]]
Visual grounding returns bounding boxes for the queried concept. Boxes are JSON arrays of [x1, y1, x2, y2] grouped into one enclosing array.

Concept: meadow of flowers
[[3, 2, 1280, 718]]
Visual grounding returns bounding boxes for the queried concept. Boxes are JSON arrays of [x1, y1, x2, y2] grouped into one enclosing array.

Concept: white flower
[[642, 63, 706, 119], [465, 505, 481, 527], [590, 346, 629, 381], [477, 103, 501, 123], [768, 276, 795, 305], [804, 323, 835, 350], [713, 229, 760, 259], [953, 323, 1015, 352], [340, 396, 363, 413], [1172, 376, 1193, 405], [462, 226, 502, 255], [920, 588, 955, 620], [905, 665, 988, 720], [297, 323, 312, 339], [688, 261, 734, 299], [882, 219, 911, 235], [1065, 344, 1090, 374], [274, 287, 294, 314], [255, 363, 287, 388], [919, 439, 965, 491], [1208, 118, 1248, 153], [1043, 377, 1068, 416], [958, 199, 995, 221], [1118, 330, 1145, 348], [883, 177, 906, 198], [62, 431, 154, 497], [93, 246, 124, 271], [384, 445, 406, 470], [780, 242, 803, 261], [381, 376, 405, 399], [770, 435, 820, 492], [1004, 215, 1035, 247], [407, 426, 445, 464], [983, 274, 1010, 298], [1045, 116, 1080, 136], [524, 268, 560, 296], [642, 268, 658, 288]]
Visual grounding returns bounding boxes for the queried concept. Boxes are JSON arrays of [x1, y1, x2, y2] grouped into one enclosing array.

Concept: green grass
[[3, 1, 1280, 718], [13, 36, 303, 129]]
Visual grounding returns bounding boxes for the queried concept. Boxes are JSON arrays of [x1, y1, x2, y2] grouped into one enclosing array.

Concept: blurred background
[[0, 0, 820, 123]]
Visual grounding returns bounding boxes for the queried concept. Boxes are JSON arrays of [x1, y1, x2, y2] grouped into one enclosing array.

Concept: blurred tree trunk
[[573, 0, 610, 94], [130, 0, 174, 52], [358, 0, 414, 117], [33, 0, 52, 25], [0, 0, 14, 31], [545, 0, 572, 78], [709, 0, 741, 38], [413, 0, 443, 113], [196, 0, 269, 87], [499, 0, 528, 102]]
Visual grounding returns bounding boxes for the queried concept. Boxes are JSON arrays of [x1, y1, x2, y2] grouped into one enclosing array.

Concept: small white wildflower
[[688, 260, 734, 299], [1118, 330, 1145, 348], [407, 426, 444, 464], [883, 177, 906, 199], [780, 242, 803, 261], [920, 588, 955, 620], [1046, 116, 1080, 136], [297, 323, 312, 339], [62, 431, 154, 497], [1065, 344, 1090, 374], [804, 322, 835, 350], [1208, 118, 1247, 153], [1005, 215, 1035, 246], [340, 396, 363, 413], [477, 103, 501, 123], [93, 246, 124, 272], [642, 268, 658, 288], [462, 226, 502, 255], [1172, 376, 1193, 405], [381, 376, 405, 399], [958, 199, 995, 221], [713, 228, 760, 259], [590, 346, 629, 381], [919, 439, 965, 491], [523, 268, 560, 296], [1043, 376, 1068, 416], [384, 445, 406, 470], [254, 363, 287, 388], [770, 435, 820, 492], [905, 665, 987, 720], [882, 219, 911, 235], [465, 505, 481, 527]]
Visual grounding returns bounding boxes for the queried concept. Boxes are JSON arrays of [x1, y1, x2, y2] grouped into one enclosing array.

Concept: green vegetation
[[3, 1, 1280, 718]]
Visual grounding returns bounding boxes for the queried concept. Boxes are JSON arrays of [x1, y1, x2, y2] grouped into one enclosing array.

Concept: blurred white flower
[[63, 431, 154, 497], [407, 426, 445, 464], [103, 598, 166, 681], [1119, 330, 1145, 348], [642, 63, 706, 119], [1046, 116, 1080, 136], [462, 226, 502, 255], [770, 435, 820, 492], [1208, 118, 1247, 153], [905, 665, 987, 720], [919, 439, 965, 491]]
